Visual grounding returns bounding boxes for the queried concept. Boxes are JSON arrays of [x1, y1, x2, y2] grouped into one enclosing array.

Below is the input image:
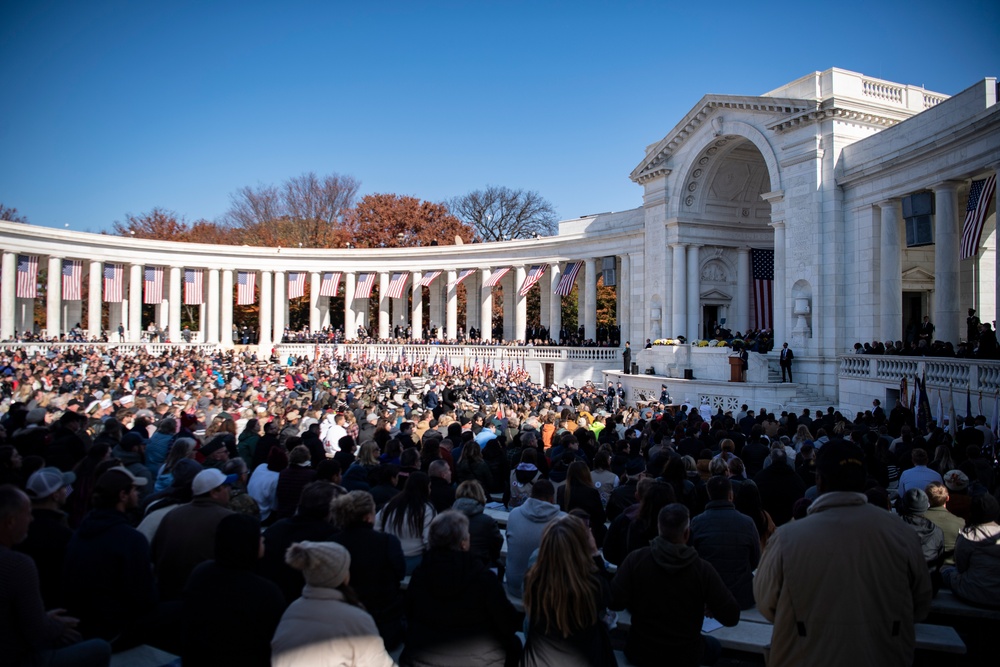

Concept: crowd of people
[[1, 343, 998, 666]]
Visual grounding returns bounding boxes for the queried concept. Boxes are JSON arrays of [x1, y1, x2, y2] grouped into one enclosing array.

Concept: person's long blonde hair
[[523, 515, 599, 638]]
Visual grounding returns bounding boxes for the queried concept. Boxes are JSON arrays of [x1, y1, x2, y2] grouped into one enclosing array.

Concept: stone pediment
[[901, 267, 934, 281], [700, 287, 732, 301], [630, 94, 813, 185]]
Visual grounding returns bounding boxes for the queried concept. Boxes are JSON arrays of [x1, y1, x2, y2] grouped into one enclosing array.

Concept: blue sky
[[2, 0, 997, 233]]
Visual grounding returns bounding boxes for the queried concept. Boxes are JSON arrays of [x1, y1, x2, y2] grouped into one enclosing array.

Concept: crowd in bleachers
[[1, 344, 998, 666]]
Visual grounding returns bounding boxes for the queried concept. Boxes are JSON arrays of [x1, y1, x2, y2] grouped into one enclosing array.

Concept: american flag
[[184, 268, 204, 305], [144, 266, 163, 304], [288, 272, 306, 299], [16, 255, 38, 298], [961, 175, 996, 259], [751, 248, 774, 330], [418, 270, 441, 287], [62, 260, 82, 301], [319, 271, 341, 297], [448, 268, 476, 287], [354, 273, 375, 299], [385, 272, 408, 299], [237, 271, 256, 305], [553, 261, 582, 296], [483, 266, 511, 288], [103, 263, 124, 302], [518, 265, 547, 297]]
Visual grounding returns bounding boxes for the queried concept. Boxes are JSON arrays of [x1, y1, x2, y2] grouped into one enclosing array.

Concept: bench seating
[[929, 590, 1000, 621], [110, 644, 179, 667]]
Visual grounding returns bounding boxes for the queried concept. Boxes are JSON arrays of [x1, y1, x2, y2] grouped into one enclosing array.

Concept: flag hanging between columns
[[184, 268, 204, 305], [553, 262, 582, 296], [751, 249, 774, 330], [237, 271, 256, 305], [144, 266, 163, 304], [447, 269, 476, 287], [288, 272, 306, 299], [16, 255, 38, 298], [385, 272, 408, 299], [961, 175, 997, 259], [483, 267, 511, 288], [518, 265, 547, 296], [62, 260, 82, 301], [103, 263, 124, 302], [354, 273, 375, 299], [418, 271, 441, 287], [319, 272, 341, 297]]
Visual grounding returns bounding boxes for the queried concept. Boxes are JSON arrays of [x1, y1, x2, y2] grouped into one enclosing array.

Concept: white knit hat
[[285, 541, 351, 589]]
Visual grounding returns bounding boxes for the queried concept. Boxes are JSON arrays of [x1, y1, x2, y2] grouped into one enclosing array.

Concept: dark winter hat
[[901, 488, 930, 514]]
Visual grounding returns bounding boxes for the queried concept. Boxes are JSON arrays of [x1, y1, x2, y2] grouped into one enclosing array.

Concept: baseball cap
[[26, 467, 76, 499], [191, 469, 238, 496], [95, 466, 148, 496]]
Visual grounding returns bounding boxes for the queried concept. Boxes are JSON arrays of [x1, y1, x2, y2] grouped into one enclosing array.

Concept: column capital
[[670, 242, 688, 250], [876, 198, 901, 209], [931, 180, 963, 193], [736, 246, 750, 254], [769, 220, 786, 230], [760, 190, 784, 205]]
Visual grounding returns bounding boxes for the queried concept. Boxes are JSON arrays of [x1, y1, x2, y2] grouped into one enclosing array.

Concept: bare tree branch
[[449, 185, 558, 241], [0, 204, 29, 224]]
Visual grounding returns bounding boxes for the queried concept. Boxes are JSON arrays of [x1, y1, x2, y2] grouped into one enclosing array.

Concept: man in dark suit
[[623, 341, 632, 374], [779, 343, 794, 382]]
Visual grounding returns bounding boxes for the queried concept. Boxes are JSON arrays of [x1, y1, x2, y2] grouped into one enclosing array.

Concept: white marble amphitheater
[[2, 68, 999, 419]]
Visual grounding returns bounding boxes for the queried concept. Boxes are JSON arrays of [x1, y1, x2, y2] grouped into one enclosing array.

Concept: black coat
[[557, 483, 607, 545], [753, 463, 806, 526], [260, 516, 340, 606]]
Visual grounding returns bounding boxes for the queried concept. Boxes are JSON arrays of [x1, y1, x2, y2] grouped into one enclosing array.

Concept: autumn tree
[[224, 172, 360, 248], [347, 194, 474, 247], [449, 185, 558, 241], [113, 207, 190, 240], [0, 204, 29, 223]]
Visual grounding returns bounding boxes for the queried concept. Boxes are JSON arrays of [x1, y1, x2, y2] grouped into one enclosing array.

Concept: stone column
[[206, 268, 220, 344], [620, 254, 631, 344], [259, 271, 273, 349], [539, 269, 550, 340], [221, 269, 234, 346], [129, 263, 143, 342], [89, 261, 103, 338], [63, 301, 82, 334], [47, 256, 62, 337], [584, 258, 597, 342], [272, 271, 285, 344], [686, 245, 701, 341], [377, 272, 390, 339], [309, 272, 321, 333], [480, 268, 493, 343], [548, 263, 562, 343], [879, 200, 903, 343], [514, 266, 527, 342], [344, 273, 356, 338], [411, 272, 423, 340], [1, 252, 16, 340], [446, 270, 458, 340], [466, 272, 480, 334], [671, 244, 687, 339], [934, 182, 961, 343], [772, 221, 787, 346], [736, 248, 750, 334], [428, 276, 441, 338], [168, 267, 181, 342], [503, 271, 514, 341]]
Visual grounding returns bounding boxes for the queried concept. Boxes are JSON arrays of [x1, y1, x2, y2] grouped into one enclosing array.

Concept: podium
[[729, 356, 744, 382]]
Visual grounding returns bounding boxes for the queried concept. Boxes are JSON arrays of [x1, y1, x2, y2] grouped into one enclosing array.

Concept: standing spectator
[[427, 459, 456, 513], [271, 541, 395, 667], [610, 504, 739, 667], [752, 448, 805, 526], [505, 479, 565, 598], [452, 480, 504, 572], [897, 448, 942, 497], [522, 515, 616, 666], [689, 476, 761, 609], [273, 446, 317, 521], [924, 481, 965, 565], [754, 441, 932, 666], [181, 514, 284, 667], [556, 461, 607, 545], [376, 471, 436, 574], [17, 467, 75, 609]]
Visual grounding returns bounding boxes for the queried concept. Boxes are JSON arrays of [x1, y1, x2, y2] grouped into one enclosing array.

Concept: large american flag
[[354, 273, 376, 299], [288, 272, 306, 299], [518, 264, 547, 296], [385, 272, 408, 299], [184, 268, 204, 305], [103, 263, 124, 302], [144, 266, 164, 304], [16, 255, 38, 298], [447, 268, 476, 287], [751, 249, 774, 330], [483, 266, 511, 288], [961, 175, 997, 260], [319, 271, 341, 297], [62, 260, 82, 301], [553, 261, 582, 296], [418, 270, 441, 287], [237, 271, 256, 305]]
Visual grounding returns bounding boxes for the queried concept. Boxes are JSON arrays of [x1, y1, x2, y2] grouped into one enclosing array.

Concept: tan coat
[[754, 491, 932, 667]]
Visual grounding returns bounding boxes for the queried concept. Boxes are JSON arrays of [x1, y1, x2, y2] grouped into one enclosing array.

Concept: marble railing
[[277, 343, 621, 363], [839, 355, 1000, 393], [0, 342, 219, 356]]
